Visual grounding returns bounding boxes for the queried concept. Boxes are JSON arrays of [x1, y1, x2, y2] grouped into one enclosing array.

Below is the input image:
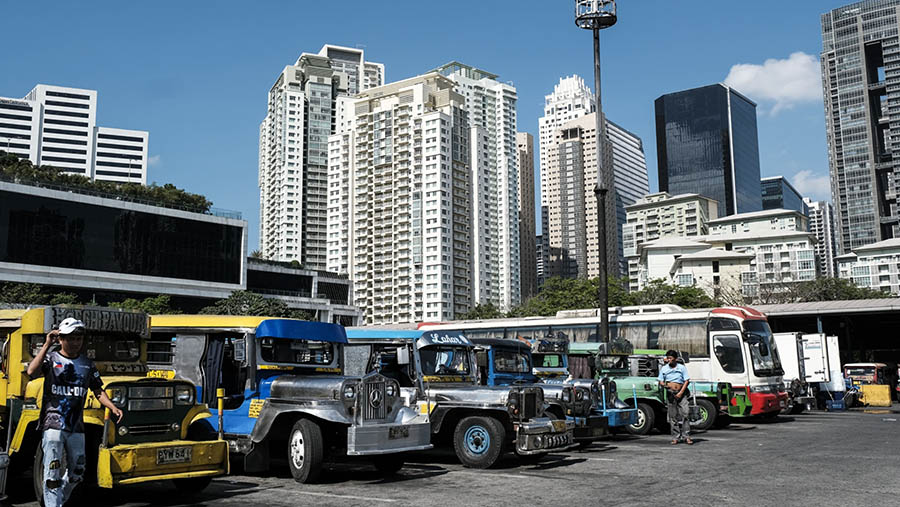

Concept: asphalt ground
[[7, 406, 900, 507]]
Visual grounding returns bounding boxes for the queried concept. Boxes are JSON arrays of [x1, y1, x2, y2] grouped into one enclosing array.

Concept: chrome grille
[[127, 423, 172, 436], [363, 380, 387, 420], [523, 391, 538, 419]]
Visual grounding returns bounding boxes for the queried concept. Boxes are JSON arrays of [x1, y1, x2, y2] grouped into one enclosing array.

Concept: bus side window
[[713, 335, 745, 374]]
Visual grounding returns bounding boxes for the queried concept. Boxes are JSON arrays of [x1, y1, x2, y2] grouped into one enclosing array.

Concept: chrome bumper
[[514, 417, 575, 455], [346, 421, 433, 456]]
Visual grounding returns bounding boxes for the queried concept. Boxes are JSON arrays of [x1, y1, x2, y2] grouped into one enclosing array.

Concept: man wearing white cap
[[26, 317, 123, 507]]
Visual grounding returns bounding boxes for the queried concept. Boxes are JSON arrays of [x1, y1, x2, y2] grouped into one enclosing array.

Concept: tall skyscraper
[[326, 73, 471, 325], [434, 62, 520, 310], [537, 76, 648, 278], [258, 44, 383, 268], [761, 176, 808, 216], [655, 83, 763, 218], [543, 112, 616, 279], [805, 197, 839, 277], [0, 84, 148, 184], [516, 132, 537, 300], [821, 1, 900, 253]]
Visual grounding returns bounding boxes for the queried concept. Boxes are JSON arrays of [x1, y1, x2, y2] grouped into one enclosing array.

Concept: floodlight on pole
[[574, 0, 617, 344]]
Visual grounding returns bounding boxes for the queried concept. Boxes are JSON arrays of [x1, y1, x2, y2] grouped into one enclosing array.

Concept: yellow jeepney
[[0, 306, 228, 499]]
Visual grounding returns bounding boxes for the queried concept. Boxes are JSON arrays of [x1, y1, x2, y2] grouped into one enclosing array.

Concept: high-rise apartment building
[[326, 73, 471, 325], [258, 44, 383, 268], [517, 132, 537, 300], [805, 197, 838, 277], [434, 62, 520, 310], [821, 1, 900, 252], [655, 83, 762, 217], [623, 192, 719, 291], [761, 176, 808, 216], [0, 84, 148, 184], [837, 238, 900, 294], [543, 112, 617, 280]]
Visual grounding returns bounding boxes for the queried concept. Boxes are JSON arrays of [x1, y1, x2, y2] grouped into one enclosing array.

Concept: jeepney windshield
[[29, 331, 141, 363], [743, 320, 783, 378], [420, 346, 471, 376], [845, 366, 876, 376], [533, 353, 564, 368], [258, 337, 335, 366], [597, 355, 628, 371], [493, 348, 531, 374]]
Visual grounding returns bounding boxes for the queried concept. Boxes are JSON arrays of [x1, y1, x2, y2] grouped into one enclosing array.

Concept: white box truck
[[773, 333, 843, 411]]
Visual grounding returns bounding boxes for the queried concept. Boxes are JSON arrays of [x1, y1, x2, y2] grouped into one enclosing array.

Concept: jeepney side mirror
[[234, 338, 246, 365], [396, 346, 410, 365]]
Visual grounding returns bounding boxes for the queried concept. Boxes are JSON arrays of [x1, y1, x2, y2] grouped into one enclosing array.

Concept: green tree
[[508, 276, 633, 318], [459, 303, 504, 320], [200, 290, 304, 318], [110, 294, 179, 314], [628, 279, 714, 309], [250, 250, 264, 259], [791, 276, 891, 302], [0, 282, 79, 305]]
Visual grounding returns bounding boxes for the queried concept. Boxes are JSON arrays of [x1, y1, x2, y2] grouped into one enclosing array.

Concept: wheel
[[713, 414, 731, 429], [692, 399, 717, 431], [453, 416, 505, 469], [625, 403, 655, 436], [782, 397, 795, 415], [287, 418, 324, 483], [372, 455, 404, 476], [788, 402, 805, 415], [33, 445, 44, 506]]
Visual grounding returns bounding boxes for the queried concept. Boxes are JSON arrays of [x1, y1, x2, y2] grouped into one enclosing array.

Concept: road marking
[[452, 470, 533, 480], [288, 491, 398, 503], [585, 457, 616, 461]]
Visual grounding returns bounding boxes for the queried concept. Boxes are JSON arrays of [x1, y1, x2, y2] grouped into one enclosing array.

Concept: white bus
[[419, 305, 788, 416]]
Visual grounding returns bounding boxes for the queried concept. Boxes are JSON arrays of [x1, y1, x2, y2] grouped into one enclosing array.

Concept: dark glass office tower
[[761, 176, 808, 216], [655, 84, 763, 217]]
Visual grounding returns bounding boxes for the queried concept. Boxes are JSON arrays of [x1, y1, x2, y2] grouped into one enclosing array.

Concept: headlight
[[118, 426, 128, 436], [750, 385, 773, 394], [175, 386, 194, 405], [609, 381, 617, 395], [386, 384, 396, 397], [108, 387, 126, 408], [171, 422, 181, 432], [576, 389, 585, 401], [507, 396, 519, 415], [561, 389, 572, 403], [344, 385, 356, 399], [591, 382, 600, 396]]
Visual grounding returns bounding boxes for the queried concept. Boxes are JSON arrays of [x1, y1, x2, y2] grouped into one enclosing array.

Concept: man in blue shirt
[[657, 349, 692, 445]]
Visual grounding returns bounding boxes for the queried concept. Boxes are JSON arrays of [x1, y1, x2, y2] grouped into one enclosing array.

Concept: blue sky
[[1, 1, 852, 248]]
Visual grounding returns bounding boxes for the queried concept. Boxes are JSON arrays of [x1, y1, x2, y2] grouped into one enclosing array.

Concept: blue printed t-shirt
[[657, 363, 690, 384], [39, 350, 104, 432]]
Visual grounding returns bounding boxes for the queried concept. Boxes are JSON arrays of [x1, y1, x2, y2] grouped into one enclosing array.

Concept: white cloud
[[148, 154, 161, 166], [724, 52, 822, 114], [791, 169, 831, 201]]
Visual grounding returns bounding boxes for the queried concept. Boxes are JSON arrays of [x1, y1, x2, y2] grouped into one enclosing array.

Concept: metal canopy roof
[[753, 299, 900, 316]]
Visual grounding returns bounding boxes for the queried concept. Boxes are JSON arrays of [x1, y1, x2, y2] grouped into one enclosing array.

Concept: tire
[[32, 445, 44, 506], [692, 399, 717, 432], [713, 414, 732, 429], [287, 418, 324, 483], [372, 455, 404, 476], [625, 403, 655, 436], [453, 415, 505, 469]]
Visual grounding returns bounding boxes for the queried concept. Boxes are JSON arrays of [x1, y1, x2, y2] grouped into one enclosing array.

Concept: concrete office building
[[0, 179, 360, 323], [542, 112, 617, 280], [623, 192, 719, 291], [805, 197, 839, 277], [435, 62, 520, 310], [822, 1, 900, 252], [837, 238, 900, 295], [258, 44, 383, 269], [607, 120, 650, 273], [655, 83, 763, 217], [517, 132, 537, 300], [0, 84, 148, 184], [326, 73, 471, 325], [761, 176, 808, 216]]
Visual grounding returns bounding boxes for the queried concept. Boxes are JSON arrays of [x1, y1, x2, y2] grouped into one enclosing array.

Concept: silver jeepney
[[345, 329, 575, 468]]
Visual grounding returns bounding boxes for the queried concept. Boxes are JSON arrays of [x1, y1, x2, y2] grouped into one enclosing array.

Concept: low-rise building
[[837, 238, 900, 295]]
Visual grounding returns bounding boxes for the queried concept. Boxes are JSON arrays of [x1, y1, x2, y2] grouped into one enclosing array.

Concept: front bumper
[[97, 439, 228, 488], [347, 421, 433, 456], [572, 414, 608, 440], [603, 407, 638, 428], [749, 391, 789, 415], [514, 417, 575, 455]]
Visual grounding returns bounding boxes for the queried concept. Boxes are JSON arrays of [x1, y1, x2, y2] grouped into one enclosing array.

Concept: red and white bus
[[419, 305, 788, 416]]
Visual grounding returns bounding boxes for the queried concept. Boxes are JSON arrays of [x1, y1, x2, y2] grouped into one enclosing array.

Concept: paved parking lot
[[8, 407, 900, 507]]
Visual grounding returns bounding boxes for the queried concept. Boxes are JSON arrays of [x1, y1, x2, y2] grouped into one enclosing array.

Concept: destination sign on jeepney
[[416, 331, 472, 349], [44, 306, 149, 337]]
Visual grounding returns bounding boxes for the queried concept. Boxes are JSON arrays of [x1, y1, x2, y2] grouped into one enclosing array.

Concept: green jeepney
[[568, 343, 752, 435]]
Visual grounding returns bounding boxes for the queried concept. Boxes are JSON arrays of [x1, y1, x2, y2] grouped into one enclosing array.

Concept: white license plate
[[157, 446, 192, 465]]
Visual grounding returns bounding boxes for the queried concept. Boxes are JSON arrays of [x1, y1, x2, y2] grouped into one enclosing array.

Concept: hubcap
[[632, 408, 645, 429], [464, 425, 490, 455], [290, 429, 305, 469]]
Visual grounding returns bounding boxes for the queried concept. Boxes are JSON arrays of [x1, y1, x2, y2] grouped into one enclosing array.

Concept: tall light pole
[[575, 0, 616, 343]]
